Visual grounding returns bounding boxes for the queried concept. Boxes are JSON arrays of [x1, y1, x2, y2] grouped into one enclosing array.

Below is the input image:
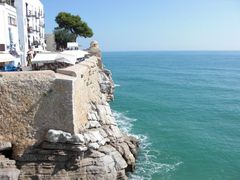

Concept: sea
[[102, 51, 240, 180]]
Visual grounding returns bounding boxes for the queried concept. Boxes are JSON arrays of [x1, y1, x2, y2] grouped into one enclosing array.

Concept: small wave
[[114, 84, 121, 87], [113, 111, 136, 134], [112, 111, 182, 180], [130, 134, 183, 180]]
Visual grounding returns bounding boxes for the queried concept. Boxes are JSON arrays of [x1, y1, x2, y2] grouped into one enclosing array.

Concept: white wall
[[0, 5, 7, 51], [0, 2, 21, 66], [15, 0, 45, 66], [0, 3, 20, 53]]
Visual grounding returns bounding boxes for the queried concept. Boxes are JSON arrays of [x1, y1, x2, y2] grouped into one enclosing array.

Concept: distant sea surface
[[102, 51, 240, 180]]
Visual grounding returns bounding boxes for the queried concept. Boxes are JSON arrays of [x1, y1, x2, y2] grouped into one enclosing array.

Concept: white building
[[0, 0, 21, 66], [15, 0, 45, 65]]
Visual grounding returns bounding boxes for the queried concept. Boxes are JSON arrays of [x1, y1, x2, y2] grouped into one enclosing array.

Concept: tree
[[54, 28, 76, 50], [55, 12, 93, 41]]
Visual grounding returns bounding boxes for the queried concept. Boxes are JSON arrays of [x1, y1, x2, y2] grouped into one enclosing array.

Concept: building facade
[[0, 0, 20, 55], [15, 0, 45, 65]]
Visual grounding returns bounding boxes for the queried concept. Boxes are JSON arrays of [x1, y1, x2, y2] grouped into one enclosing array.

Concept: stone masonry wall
[[0, 56, 103, 155], [57, 56, 104, 134]]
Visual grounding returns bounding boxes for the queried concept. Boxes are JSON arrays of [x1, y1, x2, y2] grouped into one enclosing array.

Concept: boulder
[[111, 151, 128, 171], [84, 130, 104, 143], [70, 134, 85, 144], [88, 143, 100, 150], [0, 142, 12, 151], [86, 121, 101, 129], [0, 155, 20, 180], [46, 129, 72, 143]]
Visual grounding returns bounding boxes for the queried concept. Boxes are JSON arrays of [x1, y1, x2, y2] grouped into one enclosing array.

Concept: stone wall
[[0, 71, 57, 144], [57, 56, 104, 134], [0, 56, 104, 149]]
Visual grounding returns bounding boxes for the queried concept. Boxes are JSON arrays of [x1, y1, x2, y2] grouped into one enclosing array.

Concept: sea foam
[[114, 84, 121, 87], [113, 111, 182, 180]]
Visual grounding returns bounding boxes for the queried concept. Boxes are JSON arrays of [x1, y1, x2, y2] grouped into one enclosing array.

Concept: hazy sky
[[41, 0, 240, 51]]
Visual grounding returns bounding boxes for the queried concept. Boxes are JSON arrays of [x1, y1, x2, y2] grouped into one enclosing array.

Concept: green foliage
[[54, 28, 76, 50], [55, 12, 93, 39]]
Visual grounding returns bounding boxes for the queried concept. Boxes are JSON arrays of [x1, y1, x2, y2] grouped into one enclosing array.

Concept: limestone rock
[[0, 142, 12, 151], [73, 145, 88, 152], [99, 138, 110, 146], [0, 155, 20, 180], [124, 135, 139, 157], [70, 134, 85, 144], [84, 130, 104, 143], [87, 112, 100, 121], [41, 141, 84, 152], [89, 150, 105, 158], [86, 121, 101, 129], [0, 168, 20, 180], [98, 128, 108, 138], [46, 129, 72, 143], [97, 105, 117, 125], [111, 151, 128, 171], [103, 125, 123, 139], [98, 145, 117, 155], [88, 143, 100, 150]]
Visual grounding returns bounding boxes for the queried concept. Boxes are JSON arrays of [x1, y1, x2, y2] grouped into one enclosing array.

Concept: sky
[[41, 0, 240, 51]]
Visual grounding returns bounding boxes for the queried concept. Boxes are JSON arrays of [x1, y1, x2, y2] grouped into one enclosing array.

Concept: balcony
[[26, 10, 32, 17], [28, 26, 33, 33], [0, 0, 15, 7], [26, 10, 37, 18], [39, 20, 45, 27]]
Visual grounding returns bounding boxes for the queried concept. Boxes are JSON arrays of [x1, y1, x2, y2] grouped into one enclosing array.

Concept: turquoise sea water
[[102, 51, 240, 180]]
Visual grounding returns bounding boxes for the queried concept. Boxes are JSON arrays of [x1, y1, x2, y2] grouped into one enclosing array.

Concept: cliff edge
[[0, 55, 139, 179]]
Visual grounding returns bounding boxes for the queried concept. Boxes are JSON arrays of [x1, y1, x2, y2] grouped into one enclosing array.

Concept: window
[[0, 44, 5, 51], [4, 0, 15, 7], [8, 16, 16, 26], [28, 10, 31, 16]]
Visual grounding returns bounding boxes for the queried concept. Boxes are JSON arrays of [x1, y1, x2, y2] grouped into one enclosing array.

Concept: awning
[[56, 54, 76, 65], [32, 53, 59, 63], [32, 53, 77, 65], [61, 50, 88, 59], [0, 53, 16, 63]]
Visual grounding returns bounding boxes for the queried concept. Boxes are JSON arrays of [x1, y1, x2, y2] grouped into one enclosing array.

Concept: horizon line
[[101, 50, 240, 53]]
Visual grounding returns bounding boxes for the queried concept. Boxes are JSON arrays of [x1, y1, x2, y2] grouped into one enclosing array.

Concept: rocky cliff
[[0, 55, 138, 179]]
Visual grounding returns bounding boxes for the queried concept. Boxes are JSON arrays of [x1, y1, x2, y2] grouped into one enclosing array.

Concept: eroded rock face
[[0, 155, 20, 180], [100, 69, 115, 102], [17, 100, 139, 179]]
